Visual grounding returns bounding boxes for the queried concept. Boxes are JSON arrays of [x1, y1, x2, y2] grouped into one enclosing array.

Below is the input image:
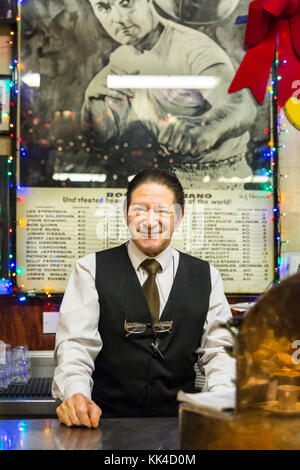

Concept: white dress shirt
[[52, 241, 236, 402]]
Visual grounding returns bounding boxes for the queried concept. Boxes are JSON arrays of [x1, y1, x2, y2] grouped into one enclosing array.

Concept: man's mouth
[[140, 233, 160, 236], [138, 230, 162, 238], [139, 230, 160, 234], [116, 25, 135, 36]]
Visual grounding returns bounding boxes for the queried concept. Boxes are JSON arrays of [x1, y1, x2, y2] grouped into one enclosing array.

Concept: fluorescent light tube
[[107, 75, 220, 89]]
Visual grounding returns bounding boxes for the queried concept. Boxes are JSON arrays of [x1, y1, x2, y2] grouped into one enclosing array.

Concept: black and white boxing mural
[[20, 0, 270, 189]]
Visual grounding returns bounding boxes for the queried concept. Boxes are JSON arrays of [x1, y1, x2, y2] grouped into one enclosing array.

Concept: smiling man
[[126, 180, 182, 255], [52, 169, 235, 427]]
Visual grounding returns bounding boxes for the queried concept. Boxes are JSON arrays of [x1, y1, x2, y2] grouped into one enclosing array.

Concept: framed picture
[[0, 76, 11, 134], [19, 0, 270, 190], [17, 0, 275, 295]]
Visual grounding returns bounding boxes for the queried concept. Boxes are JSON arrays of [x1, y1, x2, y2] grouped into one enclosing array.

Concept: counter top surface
[[0, 417, 179, 450]]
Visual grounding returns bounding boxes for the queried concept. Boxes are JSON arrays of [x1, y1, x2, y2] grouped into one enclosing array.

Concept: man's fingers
[[116, 88, 134, 98], [179, 130, 197, 155], [56, 394, 97, 428], [168, 121, 186, 150], [87, 87, 133, 101], [58, 400, 81, 427], [86, 87, 122, 101], [65, 398, 87, 427], [88, 400, 102, 428], [158, 121, 175, 145], [105, 89, 126, 100], [74, 396, 93, 428], [107, 88, 134, 99], [180, 142, 193, 155], [56, 404, 73, 427], [190, 138, 201, 156]]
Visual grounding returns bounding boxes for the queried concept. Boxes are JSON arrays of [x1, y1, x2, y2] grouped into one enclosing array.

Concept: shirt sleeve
[[51, 253, 102, 402], [197, 265, 236, 392], [178, 29, 234, 77]]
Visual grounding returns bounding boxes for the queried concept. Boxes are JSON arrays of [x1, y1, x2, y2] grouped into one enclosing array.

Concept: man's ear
[[174, 205, 184, 229], [123, 200, 129, 225]]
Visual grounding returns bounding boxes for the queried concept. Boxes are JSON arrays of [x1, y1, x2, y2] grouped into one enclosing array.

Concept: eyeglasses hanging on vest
[[124, 254, 175, 359]]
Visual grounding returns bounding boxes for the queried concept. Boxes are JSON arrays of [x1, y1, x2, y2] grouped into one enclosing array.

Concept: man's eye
[[120, 0, 132, 7], [97, 3, 111, 12], [155, 209, 170, 214]]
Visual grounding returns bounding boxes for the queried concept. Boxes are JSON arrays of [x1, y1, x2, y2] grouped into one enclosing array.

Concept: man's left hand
[[158, 118, 219, 159]]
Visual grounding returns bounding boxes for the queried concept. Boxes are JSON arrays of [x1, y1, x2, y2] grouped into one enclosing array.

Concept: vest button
[[149, 380, 155, 386]]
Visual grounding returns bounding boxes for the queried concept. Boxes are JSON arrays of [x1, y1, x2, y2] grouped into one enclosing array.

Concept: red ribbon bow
[[228, 0, 300, 107]]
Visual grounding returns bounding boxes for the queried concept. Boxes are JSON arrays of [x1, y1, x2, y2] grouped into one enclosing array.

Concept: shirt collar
[[127, 239, 173, 273]]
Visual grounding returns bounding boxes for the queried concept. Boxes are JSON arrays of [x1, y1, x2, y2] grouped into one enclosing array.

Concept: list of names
[[16, 188, 274, 293]]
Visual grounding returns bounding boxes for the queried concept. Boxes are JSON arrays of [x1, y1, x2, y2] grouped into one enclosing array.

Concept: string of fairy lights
[[0, 3, 288, 302], [0, 2, 19, 297], [269, 51, 291, 284]]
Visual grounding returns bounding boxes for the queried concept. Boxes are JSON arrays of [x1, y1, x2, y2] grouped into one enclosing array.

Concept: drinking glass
[[11, 361, 28, 384], [11, 345, 30, 384], [0, 365, 8, 389], [11, 346, 27, 363], [5, 344, 12, 385]]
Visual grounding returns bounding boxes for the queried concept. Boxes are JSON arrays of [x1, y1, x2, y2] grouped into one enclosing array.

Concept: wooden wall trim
[[0, 294, 258, 350], [0, 297, 58, 349]]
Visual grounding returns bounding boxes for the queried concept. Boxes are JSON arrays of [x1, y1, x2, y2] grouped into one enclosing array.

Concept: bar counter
[[0, 416, 179, 450]]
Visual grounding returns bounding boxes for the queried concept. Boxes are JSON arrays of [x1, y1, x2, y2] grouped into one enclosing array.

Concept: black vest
[[91, 243, 211, 417]]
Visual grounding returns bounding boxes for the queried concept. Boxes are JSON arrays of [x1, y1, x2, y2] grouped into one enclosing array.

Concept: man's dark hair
[[126, 168, 184, 212]]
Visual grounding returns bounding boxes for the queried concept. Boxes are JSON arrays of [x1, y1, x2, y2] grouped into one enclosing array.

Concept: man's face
[[89, 0, 158, 45], [125, 182, 183, 256]]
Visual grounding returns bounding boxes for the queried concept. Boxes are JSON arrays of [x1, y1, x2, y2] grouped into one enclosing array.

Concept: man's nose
[[112, 5, 130, 23], [146, 209, 158, 227]]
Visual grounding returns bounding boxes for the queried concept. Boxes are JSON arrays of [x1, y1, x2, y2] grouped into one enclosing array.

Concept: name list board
[[16, 188, 274, 293]]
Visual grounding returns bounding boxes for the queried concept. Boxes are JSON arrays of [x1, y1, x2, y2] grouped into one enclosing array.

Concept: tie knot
[[140, 258, 162, 275]]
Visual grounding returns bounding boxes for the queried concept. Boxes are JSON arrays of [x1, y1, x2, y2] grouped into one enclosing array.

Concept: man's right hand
[[56, 393, 102, 428], [83, 64, 140, 103], [85, 82, 133, 102]]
